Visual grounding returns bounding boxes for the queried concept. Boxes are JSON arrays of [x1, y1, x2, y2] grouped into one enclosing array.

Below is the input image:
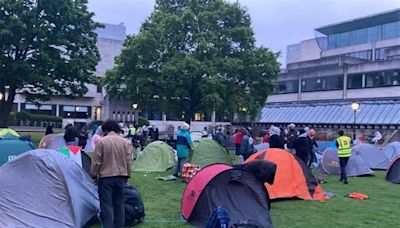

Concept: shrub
[[138, 117, 150, 127], [8, 112, 17, 126], [15, 111, 62, 126]]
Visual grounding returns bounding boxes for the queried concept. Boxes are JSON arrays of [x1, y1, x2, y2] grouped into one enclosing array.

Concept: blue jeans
[[174, 157, 186, 176], [98, 176, 127, 228]]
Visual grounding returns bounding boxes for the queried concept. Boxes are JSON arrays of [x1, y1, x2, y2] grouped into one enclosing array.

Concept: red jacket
[[234, 131, 243, 145], [262, 133, 269, 143]]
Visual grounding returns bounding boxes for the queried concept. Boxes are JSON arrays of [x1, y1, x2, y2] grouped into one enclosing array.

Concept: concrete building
[[260, 9, 400, 140], [12, 23, 129, 126]]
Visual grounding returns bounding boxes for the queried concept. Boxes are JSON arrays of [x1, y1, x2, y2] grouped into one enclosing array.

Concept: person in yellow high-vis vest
[[336, 130, 353, 184]]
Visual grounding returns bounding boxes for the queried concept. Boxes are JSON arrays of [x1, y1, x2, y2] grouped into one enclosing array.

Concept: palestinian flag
[[58, 146, 82, 167]]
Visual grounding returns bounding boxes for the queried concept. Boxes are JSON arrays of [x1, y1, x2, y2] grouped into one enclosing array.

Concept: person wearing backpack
[[239, 129, 255, 160], [268, 126, 285, 149]]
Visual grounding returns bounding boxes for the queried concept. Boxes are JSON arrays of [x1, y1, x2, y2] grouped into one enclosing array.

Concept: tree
[[0, 0, 100, 127], [104, 0, 280, 122]]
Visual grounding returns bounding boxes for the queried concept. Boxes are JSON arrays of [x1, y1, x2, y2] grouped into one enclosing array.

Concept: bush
[[15, 111, 62, 126], [138, 117, 150, 127], [8, 112, 17, 126]]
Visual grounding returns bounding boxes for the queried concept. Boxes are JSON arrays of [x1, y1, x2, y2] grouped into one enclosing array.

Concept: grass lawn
[[19, 131, 45, 146], [16, 131, 400, 227], [130, 170, 399, 228]]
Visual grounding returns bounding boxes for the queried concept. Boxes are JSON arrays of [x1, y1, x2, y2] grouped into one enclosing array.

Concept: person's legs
[[339, 157, 349, 183], [112, 177, 126, 228], [174, 158, 183, 176], [98, 177, 114, 228], [235, 144, 240, 155]]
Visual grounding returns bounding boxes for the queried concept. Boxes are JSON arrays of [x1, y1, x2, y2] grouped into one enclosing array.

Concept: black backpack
[[124, 186, 145, 226]]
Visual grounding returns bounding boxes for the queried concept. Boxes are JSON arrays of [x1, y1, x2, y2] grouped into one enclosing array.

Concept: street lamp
[[132, 103, 139, 125], [351, 102, 360, 140], [0, 92, 3, 101]]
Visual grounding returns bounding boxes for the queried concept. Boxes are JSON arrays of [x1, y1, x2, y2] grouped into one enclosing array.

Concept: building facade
[[260, 9, 400, 140], [12, 23, 129, 126]]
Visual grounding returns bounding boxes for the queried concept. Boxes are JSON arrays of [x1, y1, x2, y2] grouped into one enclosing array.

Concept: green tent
[[0, 139, 35, 165], [189, 138, 232, 168], [133, 141, 176, 172], [0, 128, 20, 139]]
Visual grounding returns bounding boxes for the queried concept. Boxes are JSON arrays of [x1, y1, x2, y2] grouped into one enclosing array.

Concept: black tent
[[182, 161, 275, 228], [387, 156, 400, 184]]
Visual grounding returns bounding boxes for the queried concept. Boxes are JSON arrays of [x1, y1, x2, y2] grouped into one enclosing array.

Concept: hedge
[[14, 111, 62, 126]]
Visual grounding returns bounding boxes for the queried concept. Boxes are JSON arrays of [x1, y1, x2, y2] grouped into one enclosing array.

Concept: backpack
[[205, 207, 230, 228], [124, 186, 145, 226]]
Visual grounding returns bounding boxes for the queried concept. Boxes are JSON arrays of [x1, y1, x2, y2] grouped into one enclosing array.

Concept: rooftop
[[316, 8, 400, 35], [95, 23, 126, 41]]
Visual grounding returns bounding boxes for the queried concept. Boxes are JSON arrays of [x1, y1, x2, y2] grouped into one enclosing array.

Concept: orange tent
[[246, 148, 326, 200]]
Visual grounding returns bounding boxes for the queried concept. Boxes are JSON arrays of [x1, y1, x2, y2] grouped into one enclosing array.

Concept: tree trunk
[[0, 86, 16, 128]]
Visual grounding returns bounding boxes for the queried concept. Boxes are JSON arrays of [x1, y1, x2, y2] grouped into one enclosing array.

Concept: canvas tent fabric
[[246, 148, 325, 200], [352, 144, 391, 169], [0, 128, 20, 139], [0, 139, 35, 165], [189, 138, 232, 168], [182, 164, 273, 228], [40, 134, 67, 150], [319, 148, 374, 176], [386, 156, 400, 184], [133, 141, 175, 172], [0, 149, 99, 227], [384, 142, 400, 162]]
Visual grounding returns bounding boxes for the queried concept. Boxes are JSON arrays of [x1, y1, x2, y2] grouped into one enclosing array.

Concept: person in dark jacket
[[285, 124, 297, 154], [64, 122, 78, 146], [45, 125, 54, 135], [294, 129, 311, 165], [78, 126, 89, 151], [268, 126, 285, 149], [307, 129, 318, 167], [239, 129, 255, 160]]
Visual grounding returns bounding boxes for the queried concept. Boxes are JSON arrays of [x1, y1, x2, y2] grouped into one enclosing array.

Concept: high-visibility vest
[[337, 136, 352, 157], [129, 127, 136, 136]]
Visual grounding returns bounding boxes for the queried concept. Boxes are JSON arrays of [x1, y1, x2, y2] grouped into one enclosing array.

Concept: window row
[[274, 70, 400, 94], [20, 104, 93, 119], [327, 21, 400, 49]]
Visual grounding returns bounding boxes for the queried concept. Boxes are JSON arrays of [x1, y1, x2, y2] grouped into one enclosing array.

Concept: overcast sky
[[88, 0, 400, 65]]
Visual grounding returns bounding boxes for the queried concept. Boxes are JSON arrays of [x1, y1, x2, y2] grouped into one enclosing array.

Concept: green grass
[[129, 170, 399, 228]]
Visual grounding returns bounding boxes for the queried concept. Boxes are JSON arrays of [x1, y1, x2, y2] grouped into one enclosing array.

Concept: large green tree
[[0, 0, 100, 127], [104, 0, 280, 122]]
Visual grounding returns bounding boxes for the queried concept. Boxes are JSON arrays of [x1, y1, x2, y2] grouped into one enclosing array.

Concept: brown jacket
[[91, 132, 132, 178]]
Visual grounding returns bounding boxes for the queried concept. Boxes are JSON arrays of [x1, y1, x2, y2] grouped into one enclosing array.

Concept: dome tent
[[133, 141, 176, 172], [0, 128, 20, 139], [0, 139, 35, 165], [386, 156, 400, 184], [189, 138, 232, 168], [0, 150, 99, 227]]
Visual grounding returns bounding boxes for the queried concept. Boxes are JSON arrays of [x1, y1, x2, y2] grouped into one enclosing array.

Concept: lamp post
[[132, 103, 139, 126], [351, 102, 360, 140], [0, 92, 3, 101]]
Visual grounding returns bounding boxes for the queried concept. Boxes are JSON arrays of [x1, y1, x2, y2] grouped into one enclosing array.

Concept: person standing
[[64, 122, 78, 146], [336, 130, 352, 184], [268, 126, 285, 149], [91, 120, 132, 228], [45, 125, 54, 135], [78, 126, 89, 151], [294, 129, 311, 165], [234, 128, 244, 155], [307, 129, 318, 167], [239, 129, 255, 160], [285, 124, 297, 154], [173, 123, 193, 177]]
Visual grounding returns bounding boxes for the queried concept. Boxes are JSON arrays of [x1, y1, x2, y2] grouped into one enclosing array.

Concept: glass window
[[274, 80, 298, 94], [365, 72, 391, 87], [367, 25, 381, 42], [345, 50, 372, 60], [375, 48, 386, 60], [62, 105, 91, 118], [383, 21, 400, 40], [347, 74, 363, 89], [302, 76, 343, 92]]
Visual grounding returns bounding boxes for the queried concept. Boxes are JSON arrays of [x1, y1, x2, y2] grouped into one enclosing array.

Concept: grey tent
[[384, 142, 400, 162], [386, 156, 400, 184], [352, 144, 390, 169], [319, 148, 373, 176], [0, 149, 99, 227], [254, 143, 269, 152]]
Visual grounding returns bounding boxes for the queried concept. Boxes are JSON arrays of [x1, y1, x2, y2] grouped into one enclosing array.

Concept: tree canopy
[[104, 0, 280, 122], [0, 0, 100, 127]]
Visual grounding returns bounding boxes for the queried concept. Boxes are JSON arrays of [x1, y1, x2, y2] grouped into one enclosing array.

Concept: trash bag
[[124, 185, 145, 226]]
